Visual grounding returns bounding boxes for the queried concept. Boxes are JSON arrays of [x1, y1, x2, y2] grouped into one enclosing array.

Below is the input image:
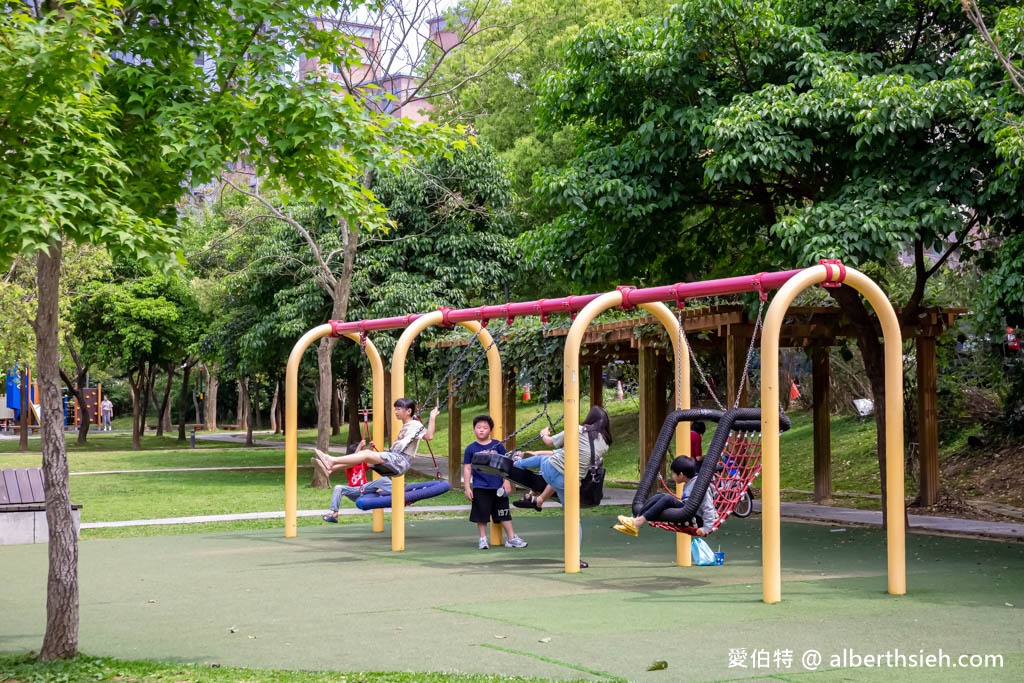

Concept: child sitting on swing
[[612, 456, 717, 537], [313, 398, 439, 479]]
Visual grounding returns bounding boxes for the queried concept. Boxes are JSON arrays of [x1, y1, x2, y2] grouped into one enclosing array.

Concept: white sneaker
[[478, 537, 489, 550], [504, 536, 528, 549]]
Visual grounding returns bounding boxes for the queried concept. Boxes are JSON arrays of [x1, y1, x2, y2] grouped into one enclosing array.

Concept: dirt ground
[[915, 441, 1024, 523]]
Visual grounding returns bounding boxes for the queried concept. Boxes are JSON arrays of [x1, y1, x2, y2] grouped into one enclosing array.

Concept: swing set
[[284, 262, 907, 603]]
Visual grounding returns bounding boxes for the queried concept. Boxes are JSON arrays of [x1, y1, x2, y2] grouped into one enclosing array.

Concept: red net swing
[[649, 426, 765, 535], [634, 297, 788, 536]]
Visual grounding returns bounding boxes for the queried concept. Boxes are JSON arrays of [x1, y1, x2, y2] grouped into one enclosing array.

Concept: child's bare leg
[[315, 448, 383, 473]]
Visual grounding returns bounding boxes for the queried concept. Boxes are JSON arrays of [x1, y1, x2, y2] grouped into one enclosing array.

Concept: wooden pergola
[[539, 304, 965, 507]]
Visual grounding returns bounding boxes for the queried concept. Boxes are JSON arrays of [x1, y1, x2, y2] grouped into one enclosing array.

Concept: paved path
[[11, 429, 1020, 540], [82, 481, 1024, 540]]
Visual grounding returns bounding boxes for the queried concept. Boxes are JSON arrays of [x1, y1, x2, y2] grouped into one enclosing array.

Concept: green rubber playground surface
[[2, 515, 1022, 681]]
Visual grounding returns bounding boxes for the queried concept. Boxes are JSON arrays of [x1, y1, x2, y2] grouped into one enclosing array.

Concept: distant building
[[299, 12, 474, 124]]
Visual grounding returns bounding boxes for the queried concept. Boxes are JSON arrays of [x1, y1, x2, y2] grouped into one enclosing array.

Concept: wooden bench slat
[[2, 467, 83, 515], [14, 468, 34, 505], [27, 467, 45, 502], [0, 469, 13, 505], [2, 467, 47, 506]]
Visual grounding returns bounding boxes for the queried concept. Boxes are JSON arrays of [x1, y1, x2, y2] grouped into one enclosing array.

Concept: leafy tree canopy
[[529, 0, 1024, 310]]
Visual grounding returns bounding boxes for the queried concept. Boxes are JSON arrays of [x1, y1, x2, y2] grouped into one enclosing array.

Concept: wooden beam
[[589, 363, 604, 407], [812, 346, 832, 503], [654, 350, 669, 441], [916, 336, 940, 506], [503, 370, 518, 452], [726, 332, 749, 408], [638, 344, 660, 475], [447, 376, 462, 484]]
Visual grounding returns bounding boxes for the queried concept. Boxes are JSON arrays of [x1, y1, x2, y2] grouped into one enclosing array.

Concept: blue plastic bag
[[691, 537, 716, 566]]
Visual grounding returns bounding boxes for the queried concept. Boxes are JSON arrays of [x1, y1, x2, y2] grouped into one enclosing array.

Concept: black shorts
[[469, 488, 511, 523]]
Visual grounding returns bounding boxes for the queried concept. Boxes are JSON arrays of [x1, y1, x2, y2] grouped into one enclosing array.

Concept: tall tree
[[532, 0, 1024, 511], [427, 0, 676, 298], [71, 271, 203, 450], [0, 0, 449, 659]]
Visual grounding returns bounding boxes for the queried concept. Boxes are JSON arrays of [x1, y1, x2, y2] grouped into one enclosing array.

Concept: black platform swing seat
[[633, 407, 790, 536]]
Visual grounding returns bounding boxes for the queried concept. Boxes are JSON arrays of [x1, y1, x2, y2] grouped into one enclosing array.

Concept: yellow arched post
[[391, 315, 503, 552], [339, 333, 387, 533], [563, 298, 693, 572], [761, 265, 905, 602], [638, 302, 692, 567], [284, 325, 387, 537]]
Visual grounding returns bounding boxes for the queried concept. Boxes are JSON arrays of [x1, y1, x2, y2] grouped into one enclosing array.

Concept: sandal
[[513, 492, 540, 510], [312, 456, 329, 479], [322, 514, 338, 523], [313, 450, 333, 478]]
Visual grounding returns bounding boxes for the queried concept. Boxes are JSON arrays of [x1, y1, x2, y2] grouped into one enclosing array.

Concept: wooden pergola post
[[727, 329, 750, 408], [812, 345, 833, 503], [589, 363, 604, 407], [916, 336, 940, 505], [654, 350, 669, 438], [638, 342, 660, 473], [502, 369, 518, 451], [447, 376, 462, 484]]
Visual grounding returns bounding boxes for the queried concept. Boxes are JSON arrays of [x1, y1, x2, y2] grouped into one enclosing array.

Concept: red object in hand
[[347, 463, 368, 486]]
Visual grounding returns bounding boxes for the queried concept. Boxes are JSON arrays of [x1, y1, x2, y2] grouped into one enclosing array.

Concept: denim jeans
[[330, 478, 391, 511], [539, 457, 566, 503]]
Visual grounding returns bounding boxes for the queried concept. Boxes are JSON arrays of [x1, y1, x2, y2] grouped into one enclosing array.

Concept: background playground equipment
[[4, 365, 102, 430], [285, 263, 905, 603], [70, 385, 102, 429], [4, 365, 40, 432]]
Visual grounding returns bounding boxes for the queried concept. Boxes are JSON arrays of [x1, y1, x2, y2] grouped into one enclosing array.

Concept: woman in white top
[[510, 405, 612, 568]]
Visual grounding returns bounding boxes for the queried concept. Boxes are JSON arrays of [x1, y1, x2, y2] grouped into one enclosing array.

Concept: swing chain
[[732, 296, 766, 410], [420, 320, 508, 416], [677, 306, 726, 411], [676, 296, 767, 410], [502, 318, 564, 451]]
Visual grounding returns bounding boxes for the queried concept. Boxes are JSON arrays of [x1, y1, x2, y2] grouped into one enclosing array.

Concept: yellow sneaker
[[613, 523, 638, 537]]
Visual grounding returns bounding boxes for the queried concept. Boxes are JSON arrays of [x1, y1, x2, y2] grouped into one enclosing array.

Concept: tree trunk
[[18, 365, 29, 452], [193, 389, 202, 427], [331, 374, 341, 436], [253, 377, 261, 430], [204, 365, 219, 431], [177, 361, 194, 441], [314, 222, 358, 451], [155, 363, 174, 437], [36, 242, 79, 660], [315, 338, 337, 451], [237, 377, 249, 432], [240, 377, 253, 446], [128, 360, 151, 451], [59, 364, 90, 446], [270, 380, 280, 433], [143, 363, 157, 437]]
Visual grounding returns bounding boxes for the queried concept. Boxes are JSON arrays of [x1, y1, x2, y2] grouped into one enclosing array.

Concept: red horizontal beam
[[327, 267, 823, 337]]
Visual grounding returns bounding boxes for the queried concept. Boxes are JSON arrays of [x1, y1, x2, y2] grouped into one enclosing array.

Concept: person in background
[[100, 395, 114, 431]]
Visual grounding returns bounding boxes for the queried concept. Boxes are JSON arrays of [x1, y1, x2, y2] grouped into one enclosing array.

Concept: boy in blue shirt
[[462, 415, 527, 549]]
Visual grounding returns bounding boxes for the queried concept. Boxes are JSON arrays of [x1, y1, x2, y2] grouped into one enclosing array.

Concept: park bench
[[0, 467, 82, 545]]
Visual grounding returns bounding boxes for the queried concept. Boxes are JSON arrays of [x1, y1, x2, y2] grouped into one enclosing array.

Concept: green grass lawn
[[1, 402, 900, 535], [0, 654, 554, 683]]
